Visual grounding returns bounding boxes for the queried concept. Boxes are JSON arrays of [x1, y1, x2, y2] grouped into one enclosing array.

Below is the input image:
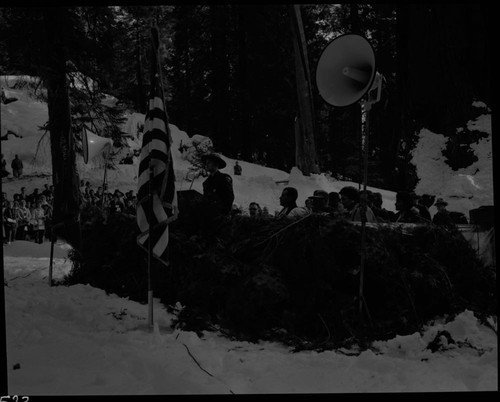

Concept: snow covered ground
[[3, 241, 498, 394], [2, 75, 497, 394]]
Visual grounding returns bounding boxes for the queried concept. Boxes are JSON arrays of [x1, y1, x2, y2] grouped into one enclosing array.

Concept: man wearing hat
[[310, 189, 330, 215], [432, 198, 455, 227], [201, 152, 235, 216]]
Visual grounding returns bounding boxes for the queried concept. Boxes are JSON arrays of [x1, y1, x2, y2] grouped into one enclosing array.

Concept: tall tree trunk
[[395, 4, 414, 190], [289, 4, 319, 175], [236, 5, 252, 162], [42, 7, 82, 251], [210, 5, 231, 155]]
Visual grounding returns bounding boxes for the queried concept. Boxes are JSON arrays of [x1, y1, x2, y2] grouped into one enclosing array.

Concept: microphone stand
[[358, 73, 382, 318]]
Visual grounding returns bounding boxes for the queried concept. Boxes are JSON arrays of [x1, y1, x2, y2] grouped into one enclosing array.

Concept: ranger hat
[[201, 153, 226, 169]]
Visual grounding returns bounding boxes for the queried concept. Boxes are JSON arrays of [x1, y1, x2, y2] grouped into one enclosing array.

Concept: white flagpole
[[148, 144, 154, 330]]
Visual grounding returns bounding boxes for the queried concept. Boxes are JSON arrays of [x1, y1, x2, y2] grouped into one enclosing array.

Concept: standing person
[[124, 198, 136, 215], [87, 189, 97, 206], [28, 188, 40, 205], [16, 187, 27, 202], [1, 192, 7, 209], [109, 192, 125, 214], [11, 154, 23, 178], [234, 161, 242, 176], [432, 198, 455, 228], [16, 200, 31, 240], [201, 153, 235, 217], [1, 153, 9, 177], [42, 183, 52, 198], [339, 186, 377, 223], [31, 201, 46, 244], [3, 200, 18, 244], [276, 187, 309, 219]]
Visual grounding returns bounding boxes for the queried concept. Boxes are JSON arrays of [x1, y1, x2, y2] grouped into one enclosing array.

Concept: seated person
[[328, 192, 345, 218], [339, 186, 377, 223], [394, 191, 425, 224], [249, 202, 262, 217], [276, 187, 309, 219], [369, 192, 395, 222], [309, 190, 330, 215], [412, 192, 432, 222], [432, 198, 456, 228]]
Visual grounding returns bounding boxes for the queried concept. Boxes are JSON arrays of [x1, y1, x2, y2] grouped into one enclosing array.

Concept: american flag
[[136, 26, 177, 266]]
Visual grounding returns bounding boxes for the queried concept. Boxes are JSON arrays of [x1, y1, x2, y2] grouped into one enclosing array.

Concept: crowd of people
[[2, 184, 54, 244], [2, 150, 466, 246], [78, 180, 137, 216], [1, 180, 138, 245], [245, 185, 464, 228]]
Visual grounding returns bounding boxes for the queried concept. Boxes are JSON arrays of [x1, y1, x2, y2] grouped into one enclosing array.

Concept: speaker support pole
[[314, 33, 383, 321], [358, 102, 372, 317]]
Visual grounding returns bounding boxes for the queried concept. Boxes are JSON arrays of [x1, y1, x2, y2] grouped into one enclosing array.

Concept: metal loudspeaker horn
[[82, 128, 113, 164], [316, 33, 381, 107]]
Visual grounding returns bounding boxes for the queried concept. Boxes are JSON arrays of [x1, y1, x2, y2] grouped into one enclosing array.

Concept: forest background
[[0, 4, 493, 193]]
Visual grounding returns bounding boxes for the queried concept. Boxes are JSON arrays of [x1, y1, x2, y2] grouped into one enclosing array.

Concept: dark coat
[[202, 171, 235, 215], [416, 204, 431, 221], [433, 210, 455, 227], [109, 199, 125, 214], [11, 158, 23, 170], [4, 207, 17, 226], [395, 207, 424, 224], [372, 207, 396, 222]]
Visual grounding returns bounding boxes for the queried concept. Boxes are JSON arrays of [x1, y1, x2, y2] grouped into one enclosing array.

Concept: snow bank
[[410, 102, 493, 217], [2, 76, 493, 218]]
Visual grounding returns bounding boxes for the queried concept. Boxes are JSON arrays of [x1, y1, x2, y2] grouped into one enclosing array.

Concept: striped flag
[[136, 26, 177, 266]]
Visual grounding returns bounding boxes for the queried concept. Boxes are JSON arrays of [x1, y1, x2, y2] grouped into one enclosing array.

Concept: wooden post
[[359, 103, 372, 315]]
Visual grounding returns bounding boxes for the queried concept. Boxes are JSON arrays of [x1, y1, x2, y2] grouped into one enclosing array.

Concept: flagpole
[[101, 145, 110, 209], [48, 229, 55, 286], [148, 162, 154, 330]]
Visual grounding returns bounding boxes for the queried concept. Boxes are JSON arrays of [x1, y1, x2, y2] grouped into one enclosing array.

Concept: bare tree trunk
[[289, 4, 319, 175]]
